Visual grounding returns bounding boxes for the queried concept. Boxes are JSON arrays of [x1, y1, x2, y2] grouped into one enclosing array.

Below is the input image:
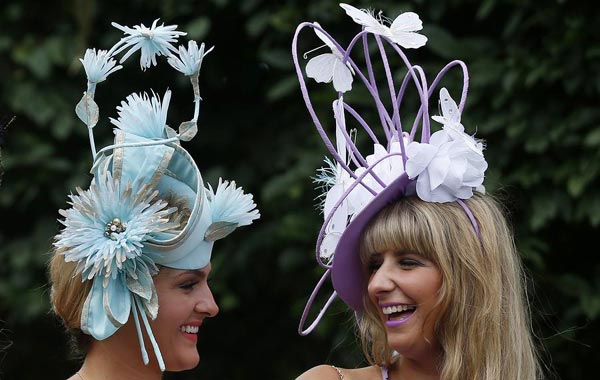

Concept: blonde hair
[[357, 193, 541, 380], [48, 192, 192, 352]]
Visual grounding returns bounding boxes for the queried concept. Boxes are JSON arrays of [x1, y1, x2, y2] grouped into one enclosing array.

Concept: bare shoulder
[[295, 365, 341, 380], [296, 365, 380, 380]]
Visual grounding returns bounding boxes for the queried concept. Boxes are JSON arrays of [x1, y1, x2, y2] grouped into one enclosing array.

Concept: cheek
[[153, 295, 190, 328]]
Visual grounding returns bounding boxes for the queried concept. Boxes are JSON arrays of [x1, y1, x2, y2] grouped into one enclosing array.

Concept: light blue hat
[[54, 19, 259, 371]]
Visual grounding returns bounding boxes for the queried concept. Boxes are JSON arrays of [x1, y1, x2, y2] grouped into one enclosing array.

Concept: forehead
[[158, 264, 212, 278]]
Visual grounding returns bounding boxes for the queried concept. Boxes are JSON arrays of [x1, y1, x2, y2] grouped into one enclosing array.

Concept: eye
[[179, 281, 199, 290], [367, 258, 382, 273], [399, 258, 424, 268]]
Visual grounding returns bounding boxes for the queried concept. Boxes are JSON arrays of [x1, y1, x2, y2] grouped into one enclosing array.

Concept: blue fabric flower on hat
[[80, 48, 122, 84], [110, 90, 171, 139], [111, 19, 186, 70], [168, 40, 214, 77], [55, 171, 178, 339]]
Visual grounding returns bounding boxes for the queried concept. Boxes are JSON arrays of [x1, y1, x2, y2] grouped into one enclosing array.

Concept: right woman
[[292, 3, 541, 379]]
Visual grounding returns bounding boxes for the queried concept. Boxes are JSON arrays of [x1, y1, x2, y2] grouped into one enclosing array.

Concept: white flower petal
[[320, 232, 341, 263], [427, 155, 451, 190], [406, 142, 437, 178]]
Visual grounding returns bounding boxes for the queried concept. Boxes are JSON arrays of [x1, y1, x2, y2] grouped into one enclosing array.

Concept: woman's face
[[150, 264, 219, 371], [366, 250, 442, 360]]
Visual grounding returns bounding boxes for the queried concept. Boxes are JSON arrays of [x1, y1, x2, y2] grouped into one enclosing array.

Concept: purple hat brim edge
[[331, 173, 411, 311]]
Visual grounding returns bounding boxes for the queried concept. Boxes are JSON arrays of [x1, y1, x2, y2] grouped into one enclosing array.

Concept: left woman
[[48, 19, 259, 379]]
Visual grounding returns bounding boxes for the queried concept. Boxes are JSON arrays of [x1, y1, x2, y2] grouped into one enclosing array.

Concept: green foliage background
[[0, 0, 598, 379]]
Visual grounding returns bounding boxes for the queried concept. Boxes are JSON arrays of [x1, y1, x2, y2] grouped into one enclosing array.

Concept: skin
[[367, 250, 442, 380], [70, 264, 219, 380], [296, 250, 442, 380]]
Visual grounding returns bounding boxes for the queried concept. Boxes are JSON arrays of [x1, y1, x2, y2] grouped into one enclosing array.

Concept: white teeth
[[382, 305, 416, 315], [180, 325, 199, 334]]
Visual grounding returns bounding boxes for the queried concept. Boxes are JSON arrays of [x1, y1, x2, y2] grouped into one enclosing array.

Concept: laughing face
[[150, 264, 219, 371], [366, 250, 442, 360]]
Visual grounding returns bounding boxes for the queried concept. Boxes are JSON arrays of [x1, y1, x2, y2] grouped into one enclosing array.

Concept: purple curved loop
[[381, 41, 431, 142], [408, 60, 470, 142], [343, 103, 379, 146], [315, 152, 408, 267], [292, 23, 358, 181], [334, 100, 369, 171], [406, 65, 430, 142], [455, 198, 481, 242], [292, 23, 387, 189], [298, 269, 338, 336], [428, 60, 469, 112], [374, 35, 402, 139]]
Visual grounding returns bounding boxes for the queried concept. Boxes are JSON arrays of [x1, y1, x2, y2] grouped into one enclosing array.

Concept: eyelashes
[[366, 256, 425, 273], [179, 281, 199, 290]]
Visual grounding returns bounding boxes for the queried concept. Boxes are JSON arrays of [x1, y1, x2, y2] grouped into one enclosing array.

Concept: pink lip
[[181, 321, 202, 343], [182, 331, 198, 342]]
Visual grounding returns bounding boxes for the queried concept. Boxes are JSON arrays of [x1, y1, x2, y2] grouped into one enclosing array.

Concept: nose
[[367, 260, 395, 296], [194, 285, 219, 317]]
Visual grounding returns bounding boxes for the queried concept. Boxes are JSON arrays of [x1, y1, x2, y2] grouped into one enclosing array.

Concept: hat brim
[[331, 173, 411, 311]]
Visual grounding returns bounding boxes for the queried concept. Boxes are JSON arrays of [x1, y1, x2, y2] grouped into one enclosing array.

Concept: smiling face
[[150, 264, 219, 371], [366, 249, 442, 360]]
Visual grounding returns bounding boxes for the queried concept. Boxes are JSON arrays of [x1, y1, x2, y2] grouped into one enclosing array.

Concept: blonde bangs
[[360, 197, 441, 266]]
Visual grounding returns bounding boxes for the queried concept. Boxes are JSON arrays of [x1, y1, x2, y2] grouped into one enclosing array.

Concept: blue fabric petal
[[80, 275, 131, 340], [103, 273, 132, 328]]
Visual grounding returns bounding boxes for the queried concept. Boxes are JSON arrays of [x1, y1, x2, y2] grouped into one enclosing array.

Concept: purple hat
[[292, 3, 487, 334]]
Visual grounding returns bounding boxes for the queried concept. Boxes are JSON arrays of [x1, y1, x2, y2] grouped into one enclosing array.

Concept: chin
[[166, 351, 200, 371]]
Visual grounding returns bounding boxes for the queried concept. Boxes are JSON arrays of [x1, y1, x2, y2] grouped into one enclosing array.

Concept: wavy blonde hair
[[357, 193, 541, 379], [48, 192, 192, 352]]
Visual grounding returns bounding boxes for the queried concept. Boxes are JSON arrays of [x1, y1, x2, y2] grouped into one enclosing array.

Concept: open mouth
[[180, 324, 200, 342], [382, 304, 416, 325], [180, 325, 199, 334]]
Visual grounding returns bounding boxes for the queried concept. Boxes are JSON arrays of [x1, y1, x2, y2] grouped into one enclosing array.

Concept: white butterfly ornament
[[305, 22, 355, 93], [339, 3, 427, 49], [432, 88, 484, 155]]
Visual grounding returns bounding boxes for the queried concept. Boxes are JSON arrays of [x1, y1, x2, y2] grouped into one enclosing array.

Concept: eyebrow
[[175, 269, 210, 278]]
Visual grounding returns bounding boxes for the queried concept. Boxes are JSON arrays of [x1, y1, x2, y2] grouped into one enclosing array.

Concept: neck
[[79, 339, 162, 380], [390, 355, 441, 380]]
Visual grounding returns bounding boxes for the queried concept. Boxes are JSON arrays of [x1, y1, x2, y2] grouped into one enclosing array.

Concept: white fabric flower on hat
[[406, 130, 487, 203], [349, 135, 409, 212], [111, 19, 186, 70], [80, 48, 122, 84], [315, 100, 363, 262], [318, 157, 354, 263]]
